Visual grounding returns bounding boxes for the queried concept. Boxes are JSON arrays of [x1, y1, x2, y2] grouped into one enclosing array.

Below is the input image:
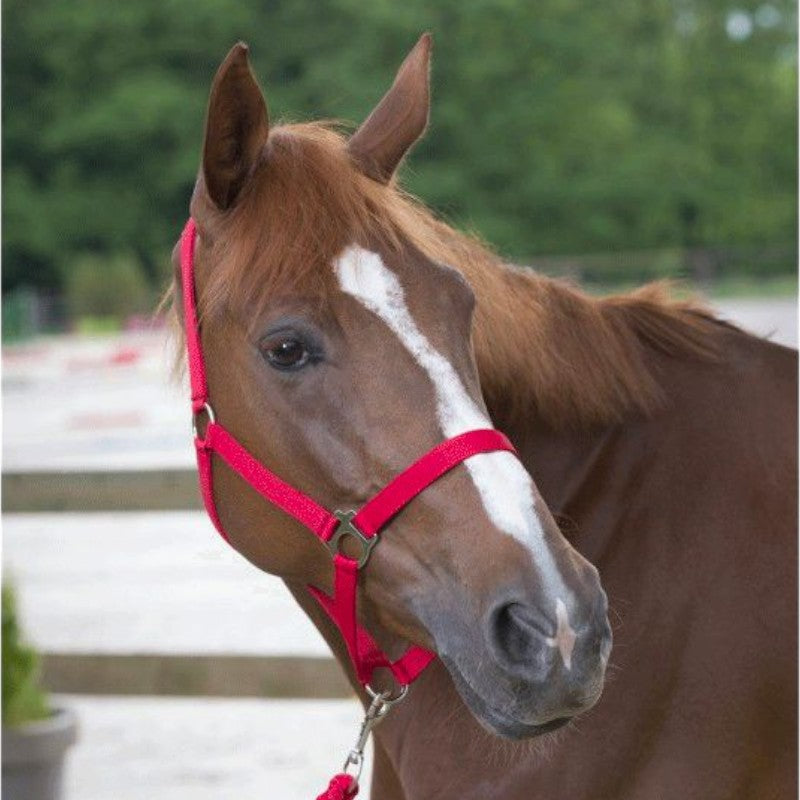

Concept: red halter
[[180, 218, 516, 690]]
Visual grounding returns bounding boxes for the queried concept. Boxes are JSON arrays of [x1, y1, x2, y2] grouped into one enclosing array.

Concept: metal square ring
[[191, 402, 216, 440], [327, 510, 378, 568]]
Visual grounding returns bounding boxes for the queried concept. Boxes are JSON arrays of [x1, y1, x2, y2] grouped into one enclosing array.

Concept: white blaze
[[332, 245, 573, 620], [545, 598, 577, 670]]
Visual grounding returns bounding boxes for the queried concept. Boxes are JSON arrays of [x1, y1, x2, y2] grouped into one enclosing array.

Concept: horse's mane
[[181, 121, 724, 430]]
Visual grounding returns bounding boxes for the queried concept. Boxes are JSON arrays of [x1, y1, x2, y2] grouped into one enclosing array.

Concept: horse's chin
[[441, 655, 575, 740], [480, 710, 572, 740]]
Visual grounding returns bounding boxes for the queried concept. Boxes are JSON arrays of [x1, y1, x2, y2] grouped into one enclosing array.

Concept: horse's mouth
[[441, 654, 572, 740]]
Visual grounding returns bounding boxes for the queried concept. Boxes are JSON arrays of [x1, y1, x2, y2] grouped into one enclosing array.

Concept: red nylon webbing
[[180, 218, 208, 412], [308, 557, 435, 685], [352, 429, 515, 538], [204, 422, 338, 540]]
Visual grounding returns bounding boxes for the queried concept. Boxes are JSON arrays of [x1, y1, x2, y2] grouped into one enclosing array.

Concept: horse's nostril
[[488, 601, 552, 667], [488, 595, 611, 678]]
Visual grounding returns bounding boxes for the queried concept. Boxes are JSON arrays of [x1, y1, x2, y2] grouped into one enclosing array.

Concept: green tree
[[64, 252, 152, 319], [3, 0, 796, 295]]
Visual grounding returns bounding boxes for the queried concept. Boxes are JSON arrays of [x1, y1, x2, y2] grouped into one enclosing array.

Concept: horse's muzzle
[[483, 588, 612, 733], [433, 583, 612, 739]]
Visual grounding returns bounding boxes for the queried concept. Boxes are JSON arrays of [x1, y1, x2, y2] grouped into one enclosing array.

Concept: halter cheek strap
[[180, 218, 517, 689]]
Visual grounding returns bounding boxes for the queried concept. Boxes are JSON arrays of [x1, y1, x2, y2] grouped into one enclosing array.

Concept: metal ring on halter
[[366, 682, 408, 712], [191, 402, 216, 439]]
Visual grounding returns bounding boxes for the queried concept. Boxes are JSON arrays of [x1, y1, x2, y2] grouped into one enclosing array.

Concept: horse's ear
[[202, 42, 269, 211], [348, 33, 431, 184]]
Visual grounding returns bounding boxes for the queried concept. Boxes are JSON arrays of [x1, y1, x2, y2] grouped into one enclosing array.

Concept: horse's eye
[[263, 338, 310, 371]]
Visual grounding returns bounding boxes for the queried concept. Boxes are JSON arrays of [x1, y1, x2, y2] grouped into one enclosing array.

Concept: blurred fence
[[2, 288, 162, 341], [2, 289, 69, 342], [532, 242, 797, 286]]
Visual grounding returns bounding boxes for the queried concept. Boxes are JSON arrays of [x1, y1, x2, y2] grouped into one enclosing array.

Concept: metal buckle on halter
[[191, 402, 216, 440], [327, 510, 378, 568]]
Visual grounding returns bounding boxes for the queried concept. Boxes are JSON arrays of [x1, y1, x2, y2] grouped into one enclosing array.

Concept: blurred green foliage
[[65, 252, 152, 319], [2, 0, 796, 298], [2, 583, 50, 727]]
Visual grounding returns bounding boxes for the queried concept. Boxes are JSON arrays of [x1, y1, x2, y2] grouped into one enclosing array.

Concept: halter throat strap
[[180, 218, 517, 688]]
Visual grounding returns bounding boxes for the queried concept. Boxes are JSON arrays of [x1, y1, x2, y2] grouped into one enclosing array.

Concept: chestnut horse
[[172, 36, 797, 799]]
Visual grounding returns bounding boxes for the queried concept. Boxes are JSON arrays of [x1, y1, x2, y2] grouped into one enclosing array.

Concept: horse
[[171, 35, 797, 799]]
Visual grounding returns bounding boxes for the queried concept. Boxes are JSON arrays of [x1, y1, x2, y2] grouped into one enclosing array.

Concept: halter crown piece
[[180, 219, 517, 798]]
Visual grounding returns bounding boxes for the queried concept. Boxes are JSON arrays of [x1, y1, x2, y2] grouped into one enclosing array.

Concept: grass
[[705, 274, 797, 300], [75, 315, 122, 335]]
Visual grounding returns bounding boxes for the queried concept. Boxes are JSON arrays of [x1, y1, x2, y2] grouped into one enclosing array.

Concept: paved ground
[[60, 695, 370, 800], [3, 328, 190, 471]]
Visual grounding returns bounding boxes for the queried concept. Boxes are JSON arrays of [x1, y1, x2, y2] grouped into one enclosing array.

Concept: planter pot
[[2, 707, 78, 800]]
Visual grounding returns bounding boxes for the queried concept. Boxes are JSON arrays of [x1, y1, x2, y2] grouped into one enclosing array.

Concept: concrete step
[[3, 512, 329, 658], [40, 652, 350, 698], [2, 469, 202, 513]]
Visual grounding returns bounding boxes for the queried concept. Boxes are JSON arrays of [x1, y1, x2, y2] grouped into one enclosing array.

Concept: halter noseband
[[180, 218, 516, 692]]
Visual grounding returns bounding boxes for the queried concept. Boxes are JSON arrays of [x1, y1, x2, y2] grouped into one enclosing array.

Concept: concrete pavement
[[59, 695, 371, 800]]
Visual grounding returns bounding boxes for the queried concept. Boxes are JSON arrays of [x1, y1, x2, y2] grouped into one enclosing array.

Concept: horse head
[[173, 36, 612, 739]]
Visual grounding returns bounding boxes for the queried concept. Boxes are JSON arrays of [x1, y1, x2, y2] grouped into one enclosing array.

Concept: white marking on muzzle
[[332, 245, 570, 600], [545, 598, 577, 670]]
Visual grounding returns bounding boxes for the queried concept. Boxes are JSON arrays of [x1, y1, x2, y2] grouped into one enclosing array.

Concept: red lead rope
[[180, 218, 517, 795], [316, 774, 358, 800]]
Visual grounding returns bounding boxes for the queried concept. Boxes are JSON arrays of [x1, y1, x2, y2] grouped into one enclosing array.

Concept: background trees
[[3, 0, 796, 307]]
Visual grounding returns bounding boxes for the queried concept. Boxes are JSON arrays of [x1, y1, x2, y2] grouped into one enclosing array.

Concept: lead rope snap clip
[[317, 684, 408, 799]]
